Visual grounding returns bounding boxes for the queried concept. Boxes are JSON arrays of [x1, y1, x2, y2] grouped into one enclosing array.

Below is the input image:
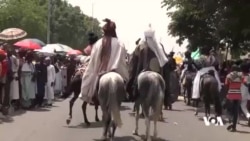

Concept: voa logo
[[203, 116, 224, 126]]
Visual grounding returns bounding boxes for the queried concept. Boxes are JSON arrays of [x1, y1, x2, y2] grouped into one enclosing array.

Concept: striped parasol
[[0, 28, 27, 41]]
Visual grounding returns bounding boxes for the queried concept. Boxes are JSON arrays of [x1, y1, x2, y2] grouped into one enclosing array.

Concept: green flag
[[191, 48, 200, 60]]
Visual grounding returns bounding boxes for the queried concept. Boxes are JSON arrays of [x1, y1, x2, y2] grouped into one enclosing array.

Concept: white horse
[[98, 71, 126, 141], [133, 71, 165, 141]]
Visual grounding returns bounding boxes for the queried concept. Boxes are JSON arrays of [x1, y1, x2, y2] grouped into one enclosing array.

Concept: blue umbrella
[[24, 38, 46, 47]]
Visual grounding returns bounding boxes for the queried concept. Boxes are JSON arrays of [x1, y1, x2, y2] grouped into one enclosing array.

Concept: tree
[[0, 0, 102, 49], [162, 0, 250, 57], [0, 0, 47, 41], [50, 0, 102, 48]]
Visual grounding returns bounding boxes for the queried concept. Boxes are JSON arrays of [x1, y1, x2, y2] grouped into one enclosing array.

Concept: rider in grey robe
[[192, 48, 221, 99]]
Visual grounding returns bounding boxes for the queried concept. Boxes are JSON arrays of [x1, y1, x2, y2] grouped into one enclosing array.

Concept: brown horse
[[62, 58, 100, 126], [195, 70, 222, 117]]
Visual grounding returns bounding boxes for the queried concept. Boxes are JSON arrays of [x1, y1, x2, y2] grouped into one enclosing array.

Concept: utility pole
[[91, 1, 94, 32], [47, 0, 52, 44]]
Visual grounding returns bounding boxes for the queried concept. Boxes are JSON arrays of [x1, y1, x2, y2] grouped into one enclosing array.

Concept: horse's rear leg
[[82, 101, 90, 126], [142, 106, 151, 141], [214, 95, 222, 116], [187, 86, 192, 105], [204, 101, 210, 117], [95, 104, 100, 122], [110, 121, 117, 141], [195, 99, 200, 115], [133, 101, 140, 136], [101, 112, 111, 141]]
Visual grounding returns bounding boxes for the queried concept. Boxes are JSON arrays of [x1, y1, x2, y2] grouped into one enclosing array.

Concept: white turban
[[141, 24, 168, 67]]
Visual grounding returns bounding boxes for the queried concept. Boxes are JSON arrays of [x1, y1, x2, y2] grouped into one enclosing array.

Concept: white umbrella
[[42, 43, 73, 52], [34, 47, 55, 56]]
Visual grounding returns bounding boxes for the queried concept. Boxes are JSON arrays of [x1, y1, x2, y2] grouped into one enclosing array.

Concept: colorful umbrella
[[34, 47, 55, 56], [67, 50, 82, 55], [25, 38, 45, 47], [0, 28, 27, 41], [14, 39, 41, 50], [42, 44, 73, 52], [174, 55, 183, 64]]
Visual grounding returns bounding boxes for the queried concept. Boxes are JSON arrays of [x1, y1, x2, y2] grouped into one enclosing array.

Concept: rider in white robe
[[79, 19, 129, 103], [192, 49, 221, 99], [44, 57, 56, 105]]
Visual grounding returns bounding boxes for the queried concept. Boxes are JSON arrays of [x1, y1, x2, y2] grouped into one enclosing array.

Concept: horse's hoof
[[108, 132, 112, 138], [85, 122, 91, 127], [133, 130, 139, 136], [158, 117, 164, 122], [100, 136, 107, 141], [139, 113, 144, 118], [66, 119, 71, 125], [169, 105, 172, 110]]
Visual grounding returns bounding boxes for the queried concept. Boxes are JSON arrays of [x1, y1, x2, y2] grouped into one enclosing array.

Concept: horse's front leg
[[66, 95, 78, 125], [82, 101, 90, 126], [133, 101, 140, 136], [95, 104, 100, 122]]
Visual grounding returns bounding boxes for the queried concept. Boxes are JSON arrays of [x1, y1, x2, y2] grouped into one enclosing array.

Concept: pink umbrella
[[67, 49, 82, 55], [14, 39, 41, 50]]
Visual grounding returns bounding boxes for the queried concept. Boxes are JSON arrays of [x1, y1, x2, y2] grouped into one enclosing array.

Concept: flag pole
[[47, 0, 52, 44]]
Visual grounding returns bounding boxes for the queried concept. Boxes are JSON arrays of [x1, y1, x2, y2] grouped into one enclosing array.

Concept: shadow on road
[[28, 108, 51, 112], [235, 130, 250, 134], [93, 135, 169, 141], [94, 136, 137, 141], [66, 122, 103, 129], [139, 135, 170, 141], [165, 109, 185, 112], [128, 112, 168, 123]]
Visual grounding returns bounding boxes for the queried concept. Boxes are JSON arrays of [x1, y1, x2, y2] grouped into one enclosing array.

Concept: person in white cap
[[44, 57, 56, 106]]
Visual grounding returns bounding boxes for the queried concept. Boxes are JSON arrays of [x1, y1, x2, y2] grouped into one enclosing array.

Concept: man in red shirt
[[0, 49, 7, 116]]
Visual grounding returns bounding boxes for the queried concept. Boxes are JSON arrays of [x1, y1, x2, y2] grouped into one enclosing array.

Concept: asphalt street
[[0, 97, 250, 141]]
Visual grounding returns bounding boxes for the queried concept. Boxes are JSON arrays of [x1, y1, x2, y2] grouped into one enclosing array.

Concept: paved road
[[0, 97, 250, 141]]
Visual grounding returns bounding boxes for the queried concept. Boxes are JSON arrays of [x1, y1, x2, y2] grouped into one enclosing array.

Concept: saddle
[[71, 62, 89, 81], [199, 70, 216, 95]]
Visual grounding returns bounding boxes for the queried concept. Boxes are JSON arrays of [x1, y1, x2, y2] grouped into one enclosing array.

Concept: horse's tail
[[154, 77, 165, 116], [108, 78, 123, 128], [148, 74, 165, 118]]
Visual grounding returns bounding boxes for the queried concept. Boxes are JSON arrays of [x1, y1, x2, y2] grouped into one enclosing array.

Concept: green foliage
[[162, 0, 250, 56], [0, 0, 102, 49]]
